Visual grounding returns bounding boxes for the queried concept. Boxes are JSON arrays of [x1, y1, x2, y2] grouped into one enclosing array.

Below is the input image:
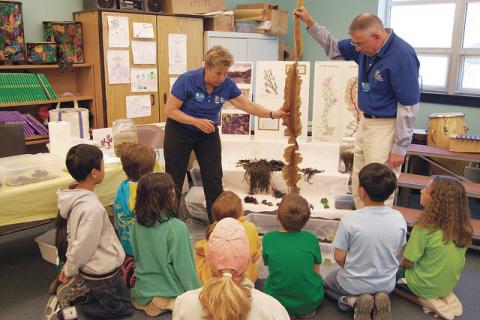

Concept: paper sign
[[168, 34, 187, 74], [169, 77, 178, 90], [108, 16, 129, 48], [131, 68, 158, 92], [132, 23, 154, 38], [131, 41, 157, 65], [126, 95, 152, 119], [107, 50, 130, 84]]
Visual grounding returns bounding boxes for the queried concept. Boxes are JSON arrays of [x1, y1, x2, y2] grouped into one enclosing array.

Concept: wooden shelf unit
[[0, 63, 93, 70], [0, 95, 93, 108]]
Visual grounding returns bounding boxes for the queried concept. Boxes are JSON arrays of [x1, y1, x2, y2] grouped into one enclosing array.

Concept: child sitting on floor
[[113, 143, 156, 287], [194, 190, 261, 285], [173, 217, 290, 320], [45, 144, 131, 320], [397, 175, 473, 320], [326, 163, 407, 320], [262, 193, 324, 319], [130, 172, 201, 317]]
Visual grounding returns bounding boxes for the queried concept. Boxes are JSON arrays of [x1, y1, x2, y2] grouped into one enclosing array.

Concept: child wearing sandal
[[194, 190, 261, 285], [113, 143, 156, 288], [398, 175, 472, 320], [130, 172, 201, 316], [173, 217, 290, 320], [262, 193, 324, 319], [326, 163, 407, 320]]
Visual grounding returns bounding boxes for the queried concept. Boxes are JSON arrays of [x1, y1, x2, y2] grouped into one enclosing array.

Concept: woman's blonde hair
[[416, 175, 473, 248], [199, 270, 252, 320], [204, 45, 234, 69]]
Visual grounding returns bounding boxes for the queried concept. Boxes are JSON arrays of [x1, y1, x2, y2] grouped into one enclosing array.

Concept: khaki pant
[[352, 118, 400, 209]]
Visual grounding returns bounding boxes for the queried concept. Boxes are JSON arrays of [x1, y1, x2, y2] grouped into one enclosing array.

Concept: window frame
[[385, 0, 480, 105]]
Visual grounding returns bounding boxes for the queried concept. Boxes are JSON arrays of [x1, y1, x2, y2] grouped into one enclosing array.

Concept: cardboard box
[[162, 0, 225, 15], [204, 14, 234, 32], [256, 9, 288, 36], [236, 2, 279, 10]]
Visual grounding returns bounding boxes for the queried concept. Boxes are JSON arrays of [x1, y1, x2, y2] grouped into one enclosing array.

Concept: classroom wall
[[17, 0, 83, 43], [17, 0, 478, 129]]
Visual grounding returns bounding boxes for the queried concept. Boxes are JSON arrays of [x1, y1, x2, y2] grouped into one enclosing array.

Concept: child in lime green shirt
[[399, 175, 473, 320]]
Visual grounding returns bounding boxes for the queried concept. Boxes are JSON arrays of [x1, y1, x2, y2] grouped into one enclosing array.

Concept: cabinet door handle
[[150, 94, 155, 106], [163, 93, 167, 104]]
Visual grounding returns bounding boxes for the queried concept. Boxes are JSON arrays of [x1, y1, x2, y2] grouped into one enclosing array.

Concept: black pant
[[77, 270, 132, 319], [164, 118, 223, 223]]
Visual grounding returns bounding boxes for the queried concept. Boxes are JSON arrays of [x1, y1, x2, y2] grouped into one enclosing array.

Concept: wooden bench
[[394, 206, 480, 248], [397, 173, 480, 199]]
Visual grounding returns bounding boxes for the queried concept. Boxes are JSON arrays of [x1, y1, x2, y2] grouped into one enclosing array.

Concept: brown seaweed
[[301, 168, 325, 183], [236, 159, 285, 194], [280, 0, 304, 194]]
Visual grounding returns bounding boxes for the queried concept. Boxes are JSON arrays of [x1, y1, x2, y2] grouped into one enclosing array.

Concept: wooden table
[[0, 163, 126, 228]]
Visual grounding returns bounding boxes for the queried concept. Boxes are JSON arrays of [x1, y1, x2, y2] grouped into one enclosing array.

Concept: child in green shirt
[[130, 173, 201, 317], [399, 175, 473, 320], [263, 193, 324, 319]]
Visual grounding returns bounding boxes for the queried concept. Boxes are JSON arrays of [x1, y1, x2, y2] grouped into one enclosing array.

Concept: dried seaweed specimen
[[261, 199, 274, 206], [300, 168, 324, 183], [339, 150, 354, 173], [280, 0, 304, 194], [344, 76, 361, 137], [282, 144, 302, 194], [263, 69, 278, 95], [236, 159, 285, 194], [272, 187, 285, 199], [244, 195, 259, 204], [319, 76, 338, 136]]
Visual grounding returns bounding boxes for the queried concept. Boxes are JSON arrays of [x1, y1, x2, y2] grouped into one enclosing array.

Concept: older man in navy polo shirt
[[295, 9, 420, 209]]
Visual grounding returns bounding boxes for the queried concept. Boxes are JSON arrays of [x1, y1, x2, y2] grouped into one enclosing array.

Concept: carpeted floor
[[0, 220, 478, 320]]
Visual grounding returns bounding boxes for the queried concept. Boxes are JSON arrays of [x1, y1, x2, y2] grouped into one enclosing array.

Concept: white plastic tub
[[35, 228, 58, 265], [0, 153, 63, 186]]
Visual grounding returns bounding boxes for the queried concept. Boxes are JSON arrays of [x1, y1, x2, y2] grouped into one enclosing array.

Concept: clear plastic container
[[246, 212, 339, 242], [112, 119, 138, 157], [234, 21, 260, 33], [338, 137, 355, 173], [0, 153, 63, 186]]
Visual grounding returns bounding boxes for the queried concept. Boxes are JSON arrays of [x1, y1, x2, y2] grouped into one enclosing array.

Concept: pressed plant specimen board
[[254, 60, 310, 141], [312, 61, 361, 142], [220, 62, 254, 138]]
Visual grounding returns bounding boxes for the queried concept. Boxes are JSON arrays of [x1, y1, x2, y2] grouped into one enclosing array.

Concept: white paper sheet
[[131, 68, 158, 92], [126, 95, 152, 119], [132, 22, 154, 38], [254, 61, 311, 141], [107, 16, 129, 48], [168, 34, 187, 74], [131, 40, 157, 65], [169, 77, 178, 91], [312, 61, 360, 143], [107, 50, 130, 84]]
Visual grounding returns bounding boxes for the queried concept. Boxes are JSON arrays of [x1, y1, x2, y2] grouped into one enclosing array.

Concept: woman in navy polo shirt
[[164, 45, 286, 222]]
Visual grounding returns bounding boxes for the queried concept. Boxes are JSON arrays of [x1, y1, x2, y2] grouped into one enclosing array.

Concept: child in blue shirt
[[326, 163, 407, 320], [113, 143, 156, 287]]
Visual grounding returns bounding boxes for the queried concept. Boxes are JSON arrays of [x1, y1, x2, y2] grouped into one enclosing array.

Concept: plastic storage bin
[[246, 212, 339, 242], [0, 153, 63, 186], [35, 228, 58, 265]]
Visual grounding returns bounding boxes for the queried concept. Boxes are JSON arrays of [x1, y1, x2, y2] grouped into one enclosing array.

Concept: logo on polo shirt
[[195, 92, 205, 102], [374, 70, 384, 82], [214, 96, 226, 104]]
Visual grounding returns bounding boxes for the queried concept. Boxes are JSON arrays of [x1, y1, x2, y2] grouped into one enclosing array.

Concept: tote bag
[[49, 92, 89, 139]]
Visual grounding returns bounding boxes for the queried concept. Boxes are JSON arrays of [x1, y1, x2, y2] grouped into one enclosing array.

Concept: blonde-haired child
[[398, 175, 473, 320], [173, 217, 289, 320], [194, 191, 261, 284]]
